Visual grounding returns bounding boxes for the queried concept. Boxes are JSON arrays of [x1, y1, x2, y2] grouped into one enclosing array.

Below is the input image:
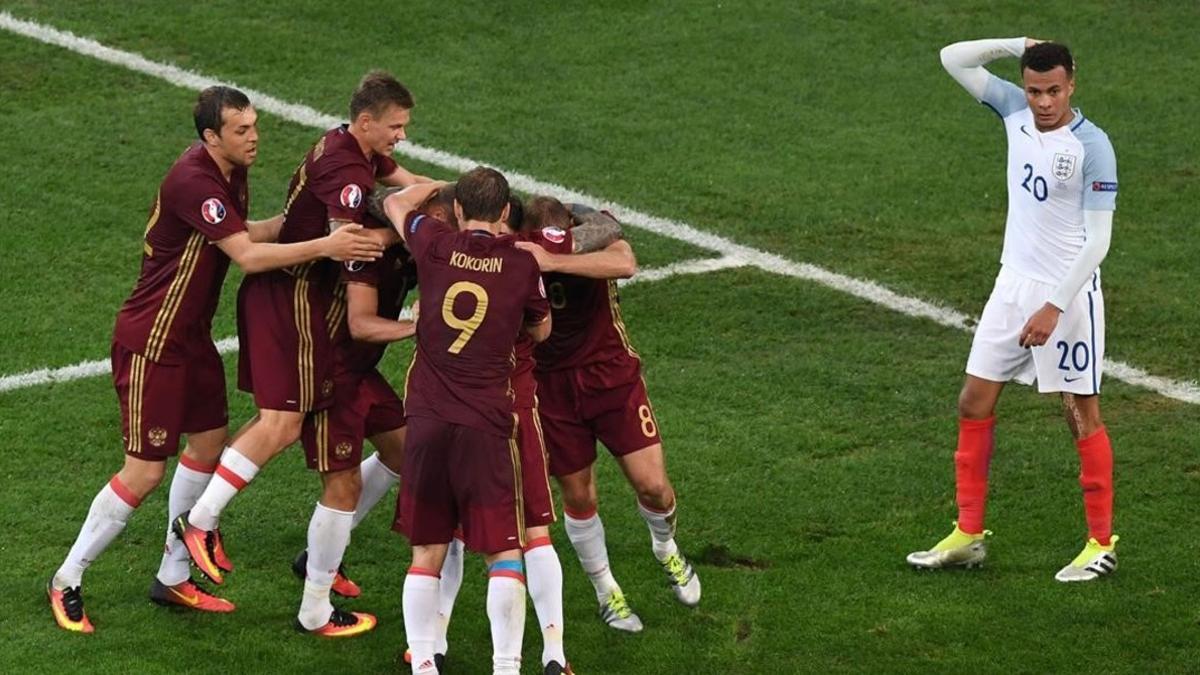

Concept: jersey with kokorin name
[[980, 74, 1118, 286], [403, 212, 549, 437], [275, 125, 398, 291], [113, 143, 248, 364], [521, 226, 640, 371]]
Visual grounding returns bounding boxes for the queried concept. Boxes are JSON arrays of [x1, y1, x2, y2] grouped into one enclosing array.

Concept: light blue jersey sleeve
[[1076, 121, 1118, 211], [979, 73, 1026, 119]]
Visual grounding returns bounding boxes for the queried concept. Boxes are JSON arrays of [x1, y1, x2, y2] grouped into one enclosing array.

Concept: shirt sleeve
[[523, 264, 550, 325], [341, 254, 384, 287], [311, 160, 373, 223], [525, 226, 574, 254], [980, 74, 1028, 119], [1080, 130, 1119, 211], [403, 211, 453, 261], [175, 178, 247, 242], [374, 153, 399, 179]]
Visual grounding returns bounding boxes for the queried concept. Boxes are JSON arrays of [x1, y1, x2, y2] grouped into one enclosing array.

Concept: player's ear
[[202, 127, 220, 147], [453, 199, 464, 226], [499, 202, 511, 226]]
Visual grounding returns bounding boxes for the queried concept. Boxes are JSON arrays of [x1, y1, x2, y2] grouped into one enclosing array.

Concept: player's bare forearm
[[547, 240, 637, 279], [348, 313, 416, 343], [246, 213, 284, 243], [379, 165, 435, 188], [218, 229, 382, 274], [571, 215, 623, 254]]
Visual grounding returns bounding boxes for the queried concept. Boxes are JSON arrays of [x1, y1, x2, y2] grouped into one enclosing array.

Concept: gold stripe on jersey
[[142, 192, 162, 257], [402, 347, 419, 405], [145, 231, 205, 361], [293, 276, 314, 410], [607, 280, 639, 359], [282, 162, 308, 216], [528, 404, 556, 524], [325, 283, 347, 337], [507, 418, 526, 547]]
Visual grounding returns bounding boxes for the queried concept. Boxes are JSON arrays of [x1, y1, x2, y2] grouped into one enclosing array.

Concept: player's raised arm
[[215, 226, 383, 274], [941, 37, 1033, 117], [345, 281, 416, 343], [517, 239, 637, 279], [381, 182, 445, 242]]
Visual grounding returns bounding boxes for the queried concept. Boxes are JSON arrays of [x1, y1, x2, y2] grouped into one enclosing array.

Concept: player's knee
[[560, 487, 596, 516], [321, 470, 362, 510], [635, 479, 674, 511], [259, 414, 302, 448], [957, 389, 992, 420], [117, 460, 166, 499]]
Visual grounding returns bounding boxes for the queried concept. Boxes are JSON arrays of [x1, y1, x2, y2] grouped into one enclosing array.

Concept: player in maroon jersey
[[515, 196, 701, 633], [381, 169, 550, 675], [172, 71, 431, 638], [47, 86, 384, 633]]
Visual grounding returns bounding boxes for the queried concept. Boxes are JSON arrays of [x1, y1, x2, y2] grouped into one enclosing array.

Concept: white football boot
[[1055, 536, 1118, 582], [660, 551, 701, 606], [906, 523, 990, 569], [599, 588, 644, 633]]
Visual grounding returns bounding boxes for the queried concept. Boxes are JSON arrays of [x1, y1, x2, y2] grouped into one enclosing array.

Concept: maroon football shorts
[[517, 405, 556, 527], [394, 415, 525, 554], [536, 355, 663, 477], [236, 271, 335, 413], [112, 339, 228, 461], [301, 369, 405, 473]]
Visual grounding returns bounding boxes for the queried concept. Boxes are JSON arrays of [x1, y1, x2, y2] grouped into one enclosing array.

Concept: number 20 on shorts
[[1056, 340, 1090, 372]]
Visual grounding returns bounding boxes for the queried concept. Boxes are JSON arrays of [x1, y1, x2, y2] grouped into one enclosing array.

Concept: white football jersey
[[980, 74, 1118, 286]]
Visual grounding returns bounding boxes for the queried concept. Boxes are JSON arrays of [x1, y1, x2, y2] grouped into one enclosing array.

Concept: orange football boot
[[47, 580, 94, 634], [149, 578, 235, 612], [171, 512, 223, 585], [212, 528, 234, 573], [299, 608, 377, 638]]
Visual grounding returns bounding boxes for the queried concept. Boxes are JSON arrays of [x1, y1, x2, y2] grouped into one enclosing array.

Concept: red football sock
[[954, 416, 995, 535], [1076, 426, 1114, 546]]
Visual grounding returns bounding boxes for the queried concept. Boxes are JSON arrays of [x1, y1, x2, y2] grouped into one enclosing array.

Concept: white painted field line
[[1, 12, 1196, 405], [0, 259, 730, 394]]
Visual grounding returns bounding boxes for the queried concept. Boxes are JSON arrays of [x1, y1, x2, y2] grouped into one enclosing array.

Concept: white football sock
[[637, 500, 680, 561], [297, 502, 353, 630], [54, 477, 138, 589], [564, 510, 619, 602], [403, 571, 441, 674], [487, 563, 526, 675], [525, 540, 566, 666], [351, 453, 400, 530], [435, 537, 465, 654], [156, 458, 214, 586], [189, 447, 258, 531]]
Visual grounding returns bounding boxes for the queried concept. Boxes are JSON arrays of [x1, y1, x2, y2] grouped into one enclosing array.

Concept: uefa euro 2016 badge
[[1053, 153, 1077, 181]]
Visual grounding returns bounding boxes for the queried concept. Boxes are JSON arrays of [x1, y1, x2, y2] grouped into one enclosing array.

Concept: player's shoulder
[[162, 146, 227, 202], [1069, 114, 1114, 152], [311, 126, 369, 172]]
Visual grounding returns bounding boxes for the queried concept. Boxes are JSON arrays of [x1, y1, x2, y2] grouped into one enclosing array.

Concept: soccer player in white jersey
[[906, 38, 1120, 582]]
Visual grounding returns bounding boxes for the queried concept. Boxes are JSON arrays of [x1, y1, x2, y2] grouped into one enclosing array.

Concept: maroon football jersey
[[333, 228, 418, 374], [521, 227, 639, 371], [511, 334, 537, 409], [113, 143, 248, 364], [274, 125, 398, 291], [403, 212, 549, 437]]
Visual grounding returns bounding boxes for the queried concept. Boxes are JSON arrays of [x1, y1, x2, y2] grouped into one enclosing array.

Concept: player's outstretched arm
[[1019, 212, 1113, 348], [215, 227, 383, 274], [571, 212, 624, 253], [246, 213, 284, 243], [940, 37, 1028, 100], [345, 282, 416, 343], [516, 239, 637, 279]]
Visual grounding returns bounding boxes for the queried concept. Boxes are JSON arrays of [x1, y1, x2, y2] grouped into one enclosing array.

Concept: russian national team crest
[[339, 184, 363, 209], [1052, 153, 1077, 181], [201, 198, 226, 224], [543, 226, 567, 244]]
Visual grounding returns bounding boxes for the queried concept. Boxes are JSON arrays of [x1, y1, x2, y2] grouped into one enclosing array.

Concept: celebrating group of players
[[47, 72, 700, 674]]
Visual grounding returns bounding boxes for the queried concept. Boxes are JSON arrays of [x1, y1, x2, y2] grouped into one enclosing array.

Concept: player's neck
[[203, 145, 236, 180], [348, 125, 374, 159], [461, 219, 499, 236]]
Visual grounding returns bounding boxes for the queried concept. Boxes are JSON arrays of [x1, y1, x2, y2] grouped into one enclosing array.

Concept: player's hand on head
[[1018, 302, 1062, 348], [1025, 37, 1047, 49], [324, 223, 385, 262], [515, 241, 554, 271]]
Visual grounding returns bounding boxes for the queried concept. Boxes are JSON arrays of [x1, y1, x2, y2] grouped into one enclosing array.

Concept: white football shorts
[[966, 265, 1105, 395]]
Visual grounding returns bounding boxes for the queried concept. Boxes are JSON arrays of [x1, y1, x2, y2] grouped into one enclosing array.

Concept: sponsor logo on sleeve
[[339, 184, 363, 209], [1091, 181, 1118, 192], [542, 226, 566, 244], [200, 198, 227, 224]]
